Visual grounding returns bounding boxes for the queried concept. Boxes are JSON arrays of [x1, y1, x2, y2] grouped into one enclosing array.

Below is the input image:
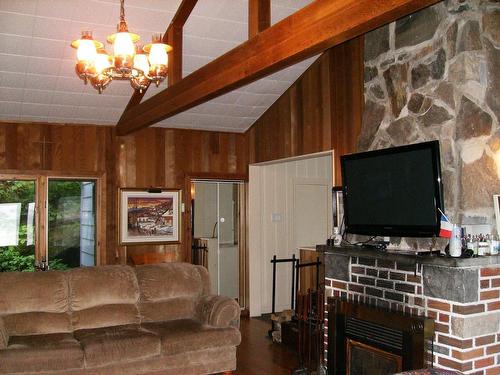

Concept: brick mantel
[[322, 246, 500, 374]]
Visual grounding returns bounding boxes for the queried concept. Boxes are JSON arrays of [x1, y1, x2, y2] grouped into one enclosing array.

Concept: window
[[48, 180, 97, 269], [0, 174, 102, 272], [0, 180, 36, 272]]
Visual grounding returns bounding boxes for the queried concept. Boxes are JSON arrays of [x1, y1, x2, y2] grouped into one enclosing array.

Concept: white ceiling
[[0, 0, 316, 133]]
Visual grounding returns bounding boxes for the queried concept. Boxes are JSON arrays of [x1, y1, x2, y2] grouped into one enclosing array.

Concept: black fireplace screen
[[327, 297, 434, 375]]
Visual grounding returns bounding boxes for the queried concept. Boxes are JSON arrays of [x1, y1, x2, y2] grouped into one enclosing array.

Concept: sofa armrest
[[0, 316, 8, 349], [196, 295, 240, 329]]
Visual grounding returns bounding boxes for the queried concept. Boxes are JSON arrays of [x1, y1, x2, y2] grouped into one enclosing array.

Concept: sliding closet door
[[192, 180, 242, 300]]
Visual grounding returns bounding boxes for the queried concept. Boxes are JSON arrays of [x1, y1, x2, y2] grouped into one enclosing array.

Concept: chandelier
[[70, 0, 172, 94]]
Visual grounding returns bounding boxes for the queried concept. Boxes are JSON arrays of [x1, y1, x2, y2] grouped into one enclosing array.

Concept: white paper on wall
[[27, 202, 35, 246], [0, 203, 21, 246]]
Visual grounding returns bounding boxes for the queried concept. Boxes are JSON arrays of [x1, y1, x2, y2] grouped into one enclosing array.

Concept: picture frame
[[332, 186, 344, 230], [494, 195, 500, 236], [119, 188, 182, 245]]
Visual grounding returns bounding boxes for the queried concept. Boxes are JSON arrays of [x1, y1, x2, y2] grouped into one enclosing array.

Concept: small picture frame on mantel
[[119, 188, 182, 245], [494, 194, 500, 236]]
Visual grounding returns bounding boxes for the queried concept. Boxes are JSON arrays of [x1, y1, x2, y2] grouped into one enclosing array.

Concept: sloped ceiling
[[0, 0, 316, 132]]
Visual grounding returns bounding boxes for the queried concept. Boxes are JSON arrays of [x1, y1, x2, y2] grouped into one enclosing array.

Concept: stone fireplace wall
[[360, 0, 499, 248]]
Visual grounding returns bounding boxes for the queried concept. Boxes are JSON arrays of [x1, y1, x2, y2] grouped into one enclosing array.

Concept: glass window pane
[[0, 180, 36, 272], [48, 180, 96, 269]]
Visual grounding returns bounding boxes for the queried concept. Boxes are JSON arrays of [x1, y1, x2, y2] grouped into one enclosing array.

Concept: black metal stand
[[269, 255, 298, 337]]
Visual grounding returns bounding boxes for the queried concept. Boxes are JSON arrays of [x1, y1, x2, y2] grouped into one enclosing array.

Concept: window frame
[[0, 170, 106, 268]]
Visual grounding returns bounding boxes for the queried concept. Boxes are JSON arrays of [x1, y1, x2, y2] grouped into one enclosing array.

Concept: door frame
[[185, 172, 248, 309], [248, 150, 334, 317], [0, 170, 106, 267]]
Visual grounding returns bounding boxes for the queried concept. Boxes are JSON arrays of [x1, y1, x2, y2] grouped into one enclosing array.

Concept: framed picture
[[119, 188, 182, 245], [494, 195, 500, 236], [332, 186, 344, 229]]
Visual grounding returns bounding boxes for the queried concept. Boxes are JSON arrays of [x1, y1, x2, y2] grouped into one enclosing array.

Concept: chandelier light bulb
[[91, 50, 112, 94], [133, 53, 150, 74], [148, 43, 168, 67], [113, 32, 135, 58], [144, 35, 171, 86], [94, 51, 111, 73], [76, 39, 97, 63], [71, 31, 102, 84]]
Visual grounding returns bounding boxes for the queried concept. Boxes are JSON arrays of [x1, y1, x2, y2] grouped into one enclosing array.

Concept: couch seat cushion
[[0, 333, 84, 374], [142, 319, 241, 356], [74, 324, 161, 368]]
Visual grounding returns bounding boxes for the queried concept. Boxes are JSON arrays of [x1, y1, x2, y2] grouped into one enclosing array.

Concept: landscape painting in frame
[[119, 189, 181, 244]]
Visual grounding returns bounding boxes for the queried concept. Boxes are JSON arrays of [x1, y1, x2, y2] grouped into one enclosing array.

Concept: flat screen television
[[340, 140, 444, 237]]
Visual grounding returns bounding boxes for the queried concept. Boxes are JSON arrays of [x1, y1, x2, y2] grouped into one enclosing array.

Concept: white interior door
[[249, 152, 334, 317], [193, 181, 240, 299], [293, 181, 330, 251]]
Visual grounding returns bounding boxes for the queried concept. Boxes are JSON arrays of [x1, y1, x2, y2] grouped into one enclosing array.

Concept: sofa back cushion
[[68, 265, 140, 330], [135, 263, 209, 322], [0, 271, 71, 335]]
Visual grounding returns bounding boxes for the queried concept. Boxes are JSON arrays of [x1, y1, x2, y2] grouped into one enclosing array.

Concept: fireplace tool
[[292, 293, 308, 375]]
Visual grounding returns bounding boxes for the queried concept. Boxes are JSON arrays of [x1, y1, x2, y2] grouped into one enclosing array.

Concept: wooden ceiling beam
[[249, 0, 271, 38], [166, 26, 183, 86], [170, 0, 198, 27], [116, 0, 439, 136], [118, 0, 197, 122]]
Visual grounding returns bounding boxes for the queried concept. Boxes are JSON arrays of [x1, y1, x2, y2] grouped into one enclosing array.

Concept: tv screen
[[341, 141, 444, 237]]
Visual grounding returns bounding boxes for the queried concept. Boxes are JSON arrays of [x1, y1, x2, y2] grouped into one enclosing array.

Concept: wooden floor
[[235, 317, 299, 375]]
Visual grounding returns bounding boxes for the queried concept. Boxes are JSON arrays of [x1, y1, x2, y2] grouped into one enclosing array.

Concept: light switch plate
[[271, 213, 282, 222]]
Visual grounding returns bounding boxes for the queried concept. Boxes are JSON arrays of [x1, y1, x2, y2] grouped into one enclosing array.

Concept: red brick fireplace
[[320, 245, 500, 374]]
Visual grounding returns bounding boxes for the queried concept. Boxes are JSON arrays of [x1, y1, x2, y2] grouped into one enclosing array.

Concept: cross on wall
[[32, 136, 55, 169]]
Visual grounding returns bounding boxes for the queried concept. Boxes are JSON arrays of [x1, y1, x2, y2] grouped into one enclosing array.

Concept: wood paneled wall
[[116, 128, 247, 263], [0, 122, 247, 264], [246, 37, 364, 184]]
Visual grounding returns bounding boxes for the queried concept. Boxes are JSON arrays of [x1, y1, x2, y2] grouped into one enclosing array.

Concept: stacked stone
[[360, 0, 499, 247], [324, 255, 500, 374]]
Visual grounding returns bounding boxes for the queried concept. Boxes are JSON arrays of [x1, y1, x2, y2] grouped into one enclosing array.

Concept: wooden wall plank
[[245, 37, 363, 184]]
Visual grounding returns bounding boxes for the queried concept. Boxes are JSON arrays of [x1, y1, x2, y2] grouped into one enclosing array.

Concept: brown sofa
[[0, 263, 241, 374]]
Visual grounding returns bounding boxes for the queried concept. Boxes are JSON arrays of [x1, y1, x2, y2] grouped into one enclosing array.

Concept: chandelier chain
[[120, 0, 125, 22]]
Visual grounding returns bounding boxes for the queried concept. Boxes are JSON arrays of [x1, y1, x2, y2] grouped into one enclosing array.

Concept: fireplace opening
[[347, 339, 402, 375], [327, 298, 435, 375]]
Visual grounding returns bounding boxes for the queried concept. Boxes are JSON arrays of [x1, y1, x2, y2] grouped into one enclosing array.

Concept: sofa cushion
[[142, 319, 241, 356], [135, 263, 208, 302], [0, 333, 84, 373], [139, 298, 196, 323], [0, 271, 68, 314], [3, 312, 72, 336], [72, 304, 140, 331], [74, 324, 161, 368], [69, 265, 139, 311], [0, 271, 70, 336], [0, 317, 7, 350], [68, 266, 140, 331]]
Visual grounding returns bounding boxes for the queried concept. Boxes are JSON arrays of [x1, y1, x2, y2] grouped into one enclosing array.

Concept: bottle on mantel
[[477, 234, 492, 256], [333, 227, 342, 246], [491, 234, 499, 255], [464, 234, 476, 257]]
